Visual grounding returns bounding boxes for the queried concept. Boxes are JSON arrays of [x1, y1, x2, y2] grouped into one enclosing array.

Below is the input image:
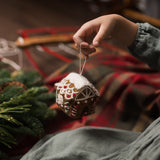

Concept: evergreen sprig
[[0, 125, 16, 148], [0, 69, 56, 159]]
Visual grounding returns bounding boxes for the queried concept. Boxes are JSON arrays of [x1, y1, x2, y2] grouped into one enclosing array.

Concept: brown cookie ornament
[[55, 72, 99, 119]]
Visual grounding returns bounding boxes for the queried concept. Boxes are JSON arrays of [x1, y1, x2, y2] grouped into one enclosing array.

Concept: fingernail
[[93, 41, 99, 46]]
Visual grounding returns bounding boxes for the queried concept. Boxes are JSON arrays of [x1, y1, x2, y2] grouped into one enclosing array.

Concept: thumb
[[92, 26, 107, 47]]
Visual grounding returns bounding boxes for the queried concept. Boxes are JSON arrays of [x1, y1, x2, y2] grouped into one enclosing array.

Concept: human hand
[[73, 14, 138, 56]]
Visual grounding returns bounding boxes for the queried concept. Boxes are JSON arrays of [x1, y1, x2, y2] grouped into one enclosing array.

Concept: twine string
[[79, 43, 87, 75]]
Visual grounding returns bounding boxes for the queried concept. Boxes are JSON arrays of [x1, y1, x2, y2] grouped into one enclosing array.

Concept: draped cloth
[[20, 116, 160, 160]]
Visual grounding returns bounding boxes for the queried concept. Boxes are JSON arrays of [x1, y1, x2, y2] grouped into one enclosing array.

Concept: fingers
[[92, 25, 106, 47], [93, 21, 114, 47], [80, 43, 96, 56], [73, 29, 96, 56], [73, 24, 88, 45], [73, 35, 83, 47], [74, 42, 96, 57], [75, 42, 96, 57]]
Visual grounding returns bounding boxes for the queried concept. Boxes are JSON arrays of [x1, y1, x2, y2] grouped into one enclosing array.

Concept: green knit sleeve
[[128, 23, 160, 69]]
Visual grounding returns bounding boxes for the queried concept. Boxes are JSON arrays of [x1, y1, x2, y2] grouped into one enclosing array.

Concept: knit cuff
[[128, 23, 160, 69]]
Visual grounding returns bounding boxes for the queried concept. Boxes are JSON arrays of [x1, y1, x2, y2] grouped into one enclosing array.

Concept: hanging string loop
[[79, 43, 87, 75]]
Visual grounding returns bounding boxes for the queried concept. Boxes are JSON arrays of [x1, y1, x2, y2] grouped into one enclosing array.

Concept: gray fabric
[[20, 127, 139, 160], [101, 117, 160, 160], [128, 23, 160, 69], [20, 117, 160, 160]]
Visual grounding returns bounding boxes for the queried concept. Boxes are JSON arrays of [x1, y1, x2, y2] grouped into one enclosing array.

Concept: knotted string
[[79, 43, 87, 75]]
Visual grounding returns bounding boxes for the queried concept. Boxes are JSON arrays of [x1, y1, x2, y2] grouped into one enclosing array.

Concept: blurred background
[[0, 0, 160, 39], [0, 0, 160, 73]]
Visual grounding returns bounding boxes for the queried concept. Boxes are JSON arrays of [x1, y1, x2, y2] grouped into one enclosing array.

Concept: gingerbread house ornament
[[55, 72, 99, 119]]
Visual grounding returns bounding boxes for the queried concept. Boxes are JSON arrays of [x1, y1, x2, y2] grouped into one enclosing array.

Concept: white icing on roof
[[65, 72, 91, 89], [55, 72, 99, 97]]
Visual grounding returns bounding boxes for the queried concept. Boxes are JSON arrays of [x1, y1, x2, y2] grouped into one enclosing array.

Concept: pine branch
[[28, 101, 56, 120], [0, 105, 30, 114], [0, 69, 10, 79], [20, 116, 45, 137], [12, 70, 43, 87], [0, 126, 16, 148], [0, 85, 24, 104], [6, 126, 36, 137], [0, 87, 48, 108], [0, 114, 22, 126], [36, 92, 56, 102], [0, 78, 12, 86], [0, 68, 57, 157]]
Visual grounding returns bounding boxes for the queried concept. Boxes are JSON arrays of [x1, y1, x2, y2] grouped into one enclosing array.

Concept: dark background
[[0, 0, 104, 72], [0, 0, 159, 73], [0, 0, 99, 40]]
